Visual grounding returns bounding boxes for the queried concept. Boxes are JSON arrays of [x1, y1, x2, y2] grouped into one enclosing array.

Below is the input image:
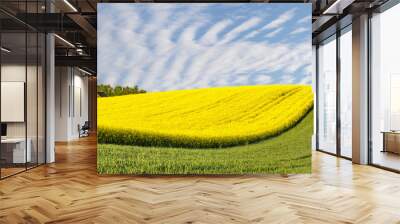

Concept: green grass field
[[97, 111, 313, 175]]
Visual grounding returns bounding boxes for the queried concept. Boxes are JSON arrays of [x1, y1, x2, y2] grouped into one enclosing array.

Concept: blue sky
[[98, 4, 311, 92]]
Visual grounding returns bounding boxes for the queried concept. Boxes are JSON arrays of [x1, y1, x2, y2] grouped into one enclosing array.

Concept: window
[[339, 26, 352, 158], [317, 35, 337, 154], [0, 2, 46, 179], [370, 3, 400, 171]]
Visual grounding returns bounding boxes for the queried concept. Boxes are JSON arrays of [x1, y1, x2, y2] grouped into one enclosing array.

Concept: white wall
[[55, 67, 89, 141], [1, 63, 47, 164], [55, 66, 69, 141], [1, 65, 27, 142], [69, 72, 89, 138], [1, 65, 37, 137]]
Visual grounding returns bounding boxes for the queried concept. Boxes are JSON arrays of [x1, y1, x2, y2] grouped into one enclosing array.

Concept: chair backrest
[[82, 121, 90, 129]]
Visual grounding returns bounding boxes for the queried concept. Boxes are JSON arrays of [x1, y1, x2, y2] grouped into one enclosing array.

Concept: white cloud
[[241, 9, 296, 40], [98, 4, 311, 92], [290, 27, 308, 35], [263, 9, 296, 30], [200, 20, 232, 45], [232, 74, 250, 84], [304, 64, 313, 74], [281, 74, 295, 84], [219, 17, 262, 44], [299, 75, 312, 84], [243, 30, 259, 39], [255, 75, 273, 84], [266, 28, 283, 38], [297, 15, 311, 24]]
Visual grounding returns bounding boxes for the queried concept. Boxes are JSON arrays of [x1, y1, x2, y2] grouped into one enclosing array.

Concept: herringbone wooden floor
[[1, 136, 400, 224]]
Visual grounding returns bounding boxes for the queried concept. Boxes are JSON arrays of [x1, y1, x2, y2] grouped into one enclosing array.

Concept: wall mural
[[97, 3, 313, 174]]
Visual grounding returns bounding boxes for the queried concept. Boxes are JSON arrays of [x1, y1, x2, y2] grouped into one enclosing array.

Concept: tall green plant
[[97, 84, 146, 97]]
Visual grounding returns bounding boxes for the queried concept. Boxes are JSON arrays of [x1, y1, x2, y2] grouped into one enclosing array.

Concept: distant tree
[[97, 84, 146, 97], [114, 86, 122, 96]]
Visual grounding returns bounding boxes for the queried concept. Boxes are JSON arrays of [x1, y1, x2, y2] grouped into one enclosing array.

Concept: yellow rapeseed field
[[98, 85, 313, 148]]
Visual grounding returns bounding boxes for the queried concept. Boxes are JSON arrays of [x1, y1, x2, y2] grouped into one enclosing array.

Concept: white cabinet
[[1, 138, 32, 163]]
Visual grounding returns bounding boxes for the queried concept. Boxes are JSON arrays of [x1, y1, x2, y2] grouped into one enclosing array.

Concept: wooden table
[[381, 131, 400, 154]]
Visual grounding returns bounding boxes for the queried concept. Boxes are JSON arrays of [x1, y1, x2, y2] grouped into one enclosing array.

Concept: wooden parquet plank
[[0, 135, 400, 223]]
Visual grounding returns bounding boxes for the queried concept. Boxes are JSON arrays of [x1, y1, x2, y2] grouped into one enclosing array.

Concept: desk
[[382, 131, 400, 154], [1, 138, 31, 163]]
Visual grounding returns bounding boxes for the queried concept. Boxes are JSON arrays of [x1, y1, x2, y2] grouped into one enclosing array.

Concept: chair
[[79, 121, 90, 138]]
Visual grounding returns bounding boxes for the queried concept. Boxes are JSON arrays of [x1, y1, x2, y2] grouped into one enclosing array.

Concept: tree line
[[97, 84, 146, 97]]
